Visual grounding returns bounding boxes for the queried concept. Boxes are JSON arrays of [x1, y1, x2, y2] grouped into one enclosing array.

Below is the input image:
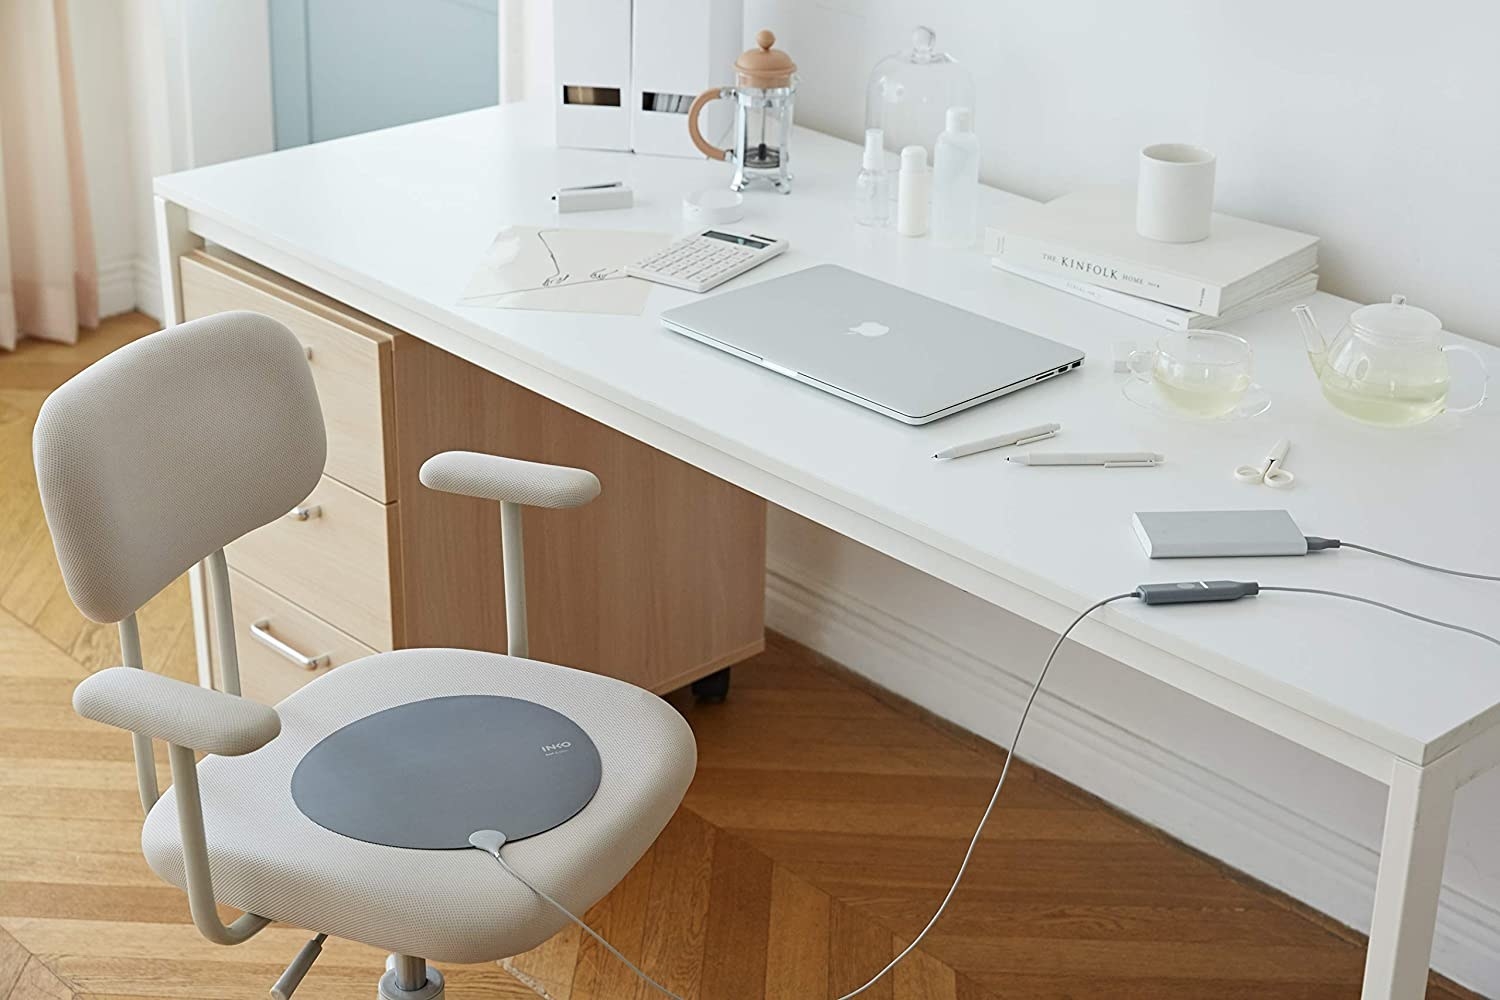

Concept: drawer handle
[[286, 504, 322, 521], [249, 619, 329, 670]]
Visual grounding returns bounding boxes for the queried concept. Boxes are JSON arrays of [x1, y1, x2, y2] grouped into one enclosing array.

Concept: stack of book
[[983, 187, 1319, 330]]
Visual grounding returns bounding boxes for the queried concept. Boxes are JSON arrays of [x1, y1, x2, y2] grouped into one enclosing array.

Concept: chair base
[[378, 955, 444, 999]]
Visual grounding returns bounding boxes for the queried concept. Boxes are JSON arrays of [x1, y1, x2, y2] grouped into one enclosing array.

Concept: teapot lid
[[1349, 294, 1442, 341], [735, 30, 796, 89]]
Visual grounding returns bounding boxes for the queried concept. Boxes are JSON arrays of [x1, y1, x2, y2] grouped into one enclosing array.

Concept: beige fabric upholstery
[[32, 312, 325, 623], [420, 451, 600, 509], [141, 648, 696, 964], [74, 667, 281, 757]]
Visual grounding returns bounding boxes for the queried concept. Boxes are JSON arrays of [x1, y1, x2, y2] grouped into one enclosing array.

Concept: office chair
[[33, 311, 697, 999]]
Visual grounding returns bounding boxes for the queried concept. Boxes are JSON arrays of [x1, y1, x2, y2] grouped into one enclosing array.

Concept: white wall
[[746, 0, 1500, 994], [747, 0, 1500, 344], [69, 1, 138, 318], [70, 0, 274, 322]]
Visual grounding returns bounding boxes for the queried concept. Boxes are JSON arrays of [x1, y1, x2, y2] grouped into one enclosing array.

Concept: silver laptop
[[660, 264, 1084, 424]]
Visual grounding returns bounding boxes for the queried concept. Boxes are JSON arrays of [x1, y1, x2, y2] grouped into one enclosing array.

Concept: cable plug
[[1134, 581, 1261, 605], [469, 830, 507, 858], [1304, 536, 1341, 551]]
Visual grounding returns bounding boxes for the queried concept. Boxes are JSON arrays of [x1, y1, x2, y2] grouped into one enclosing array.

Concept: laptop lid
[[660, 264, 1083, 421]]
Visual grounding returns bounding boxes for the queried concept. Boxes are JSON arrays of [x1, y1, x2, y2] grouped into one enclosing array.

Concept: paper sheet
[[459, 226, 671, 315]]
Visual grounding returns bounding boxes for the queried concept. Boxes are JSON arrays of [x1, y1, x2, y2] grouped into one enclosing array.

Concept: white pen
[[933, 423, 1060, 461], [1008, 451, 1164, 468]]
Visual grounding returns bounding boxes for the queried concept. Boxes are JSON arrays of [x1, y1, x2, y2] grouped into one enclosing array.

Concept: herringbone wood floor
[[0, 315, 1477, 1000]]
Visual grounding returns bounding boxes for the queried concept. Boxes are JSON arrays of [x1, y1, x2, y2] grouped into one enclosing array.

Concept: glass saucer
[[1121, 378, 1272, 422]]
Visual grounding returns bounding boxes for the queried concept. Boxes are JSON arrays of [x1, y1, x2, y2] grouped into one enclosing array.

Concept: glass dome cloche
[[865, 26, 976, 159]]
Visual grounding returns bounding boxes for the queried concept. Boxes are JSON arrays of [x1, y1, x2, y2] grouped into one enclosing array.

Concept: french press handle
[[687, 87, 733, 161]]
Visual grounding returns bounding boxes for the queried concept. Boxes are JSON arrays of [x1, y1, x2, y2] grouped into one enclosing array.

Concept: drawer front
[[179, 253, 396, 502], [214, 569, 378, 704], [226, 475, 398, 650]]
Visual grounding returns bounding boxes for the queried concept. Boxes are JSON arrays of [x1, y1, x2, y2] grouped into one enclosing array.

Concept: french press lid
[[735, 30, 797, 89]]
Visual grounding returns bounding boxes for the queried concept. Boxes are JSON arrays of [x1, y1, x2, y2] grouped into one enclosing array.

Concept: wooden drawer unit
[[225, 474, 399, 650], [181, 247, 766, 701], [209, 569, 379, 705], [180, 252, 396, 502]]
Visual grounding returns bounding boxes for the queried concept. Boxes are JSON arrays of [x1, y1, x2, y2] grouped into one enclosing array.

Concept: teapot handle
[[1442, 344, 1489, 415], [687, 88, 732, 161]]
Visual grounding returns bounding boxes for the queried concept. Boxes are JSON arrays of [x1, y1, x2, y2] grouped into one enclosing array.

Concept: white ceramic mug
[[1136, 143, 1216, 243]]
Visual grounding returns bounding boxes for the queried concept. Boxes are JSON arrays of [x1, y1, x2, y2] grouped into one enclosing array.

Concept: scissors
[[1235, 438, 1295, 489]]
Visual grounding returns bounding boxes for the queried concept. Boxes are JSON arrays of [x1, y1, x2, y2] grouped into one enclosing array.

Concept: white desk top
[[157, 103, 1500, 770]]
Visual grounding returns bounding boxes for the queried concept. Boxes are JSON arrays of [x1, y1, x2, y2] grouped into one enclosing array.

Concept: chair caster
[[378, 955, 444, 999], [690, 667, 731, 702]]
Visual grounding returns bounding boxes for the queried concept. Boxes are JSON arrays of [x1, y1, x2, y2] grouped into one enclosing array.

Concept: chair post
[[167, 743, 271, 945], [500, 501, 528, 658], [204, 548, 241, 696], [117, 614, 160, 813]]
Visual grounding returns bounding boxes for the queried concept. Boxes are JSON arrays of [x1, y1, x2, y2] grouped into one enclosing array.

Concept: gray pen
[[933, 423, 1060, 461], [1008, 451, 1164, 467]]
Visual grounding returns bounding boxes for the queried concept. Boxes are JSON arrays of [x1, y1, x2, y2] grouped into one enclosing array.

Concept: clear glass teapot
[[1293, 296, 1489, 426], [688, 30, 797, 193]]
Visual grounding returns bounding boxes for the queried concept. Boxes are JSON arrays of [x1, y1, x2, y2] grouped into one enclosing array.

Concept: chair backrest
[[33, 311, 326, 624]]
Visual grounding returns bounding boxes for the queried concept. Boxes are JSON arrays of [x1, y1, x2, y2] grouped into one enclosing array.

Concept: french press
[[687, 30, 798, 193]]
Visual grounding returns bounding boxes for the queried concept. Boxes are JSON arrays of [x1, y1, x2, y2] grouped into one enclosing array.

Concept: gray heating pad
[[291, 695, 602, 849]]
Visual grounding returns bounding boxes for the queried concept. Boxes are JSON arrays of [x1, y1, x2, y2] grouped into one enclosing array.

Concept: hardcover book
[[990, 258, 1319, 330], [984, 187, 1319, 316]]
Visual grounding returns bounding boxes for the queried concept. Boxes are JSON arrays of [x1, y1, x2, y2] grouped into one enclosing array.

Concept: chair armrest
[[419, 451, 601, 509], [73, 667, 281, 756]]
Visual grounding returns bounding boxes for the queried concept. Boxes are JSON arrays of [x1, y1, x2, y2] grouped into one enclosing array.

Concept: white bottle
[[896, 145, 930, 237], [931, 107, 980, 248], [853, 128, 890, 227]]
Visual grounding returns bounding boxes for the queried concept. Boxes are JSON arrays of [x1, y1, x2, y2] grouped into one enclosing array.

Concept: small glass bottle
[[854, 127, 891, 226]]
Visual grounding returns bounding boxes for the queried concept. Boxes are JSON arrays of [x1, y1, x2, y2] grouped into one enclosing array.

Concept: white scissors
[[1235, 438, 1295, 489]]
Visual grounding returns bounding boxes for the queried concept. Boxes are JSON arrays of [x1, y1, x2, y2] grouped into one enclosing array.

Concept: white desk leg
[[1361, 758, 1456, 1000], [154, 197, 214, 688]]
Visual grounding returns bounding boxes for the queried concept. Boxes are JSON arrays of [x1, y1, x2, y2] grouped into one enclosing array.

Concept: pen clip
[[1103, 459, 1160, 468], [1014, 428, 1058, 446]]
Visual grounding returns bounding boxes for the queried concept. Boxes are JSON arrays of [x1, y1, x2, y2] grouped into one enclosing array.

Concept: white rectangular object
[[660, 263, 1084, 424], [985, 187, 1319, 315], [630, 0, 742, 157], [554, 183, 634, 213], [1132, 510, 1308, 558], [553, 0, 632, 151]]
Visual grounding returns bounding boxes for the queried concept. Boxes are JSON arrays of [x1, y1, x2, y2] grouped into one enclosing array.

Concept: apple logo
[[846, 320, 890, 338]]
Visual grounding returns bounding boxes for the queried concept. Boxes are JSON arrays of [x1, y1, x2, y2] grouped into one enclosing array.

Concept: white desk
[[154, 102, 1500, 999]]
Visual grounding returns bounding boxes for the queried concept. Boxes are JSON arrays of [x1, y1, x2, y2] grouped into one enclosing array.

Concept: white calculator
[[626, 229, 789, 293]]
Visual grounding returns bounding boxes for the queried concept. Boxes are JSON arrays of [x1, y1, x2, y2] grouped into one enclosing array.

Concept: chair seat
[[141, 648, 696, 964]]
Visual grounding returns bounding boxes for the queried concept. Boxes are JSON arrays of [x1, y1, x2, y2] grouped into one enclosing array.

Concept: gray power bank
[[1132, 510, 1308, 558]]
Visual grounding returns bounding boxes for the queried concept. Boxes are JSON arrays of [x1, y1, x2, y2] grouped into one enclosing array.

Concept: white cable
[[492, 851, 686, 999], [1334, 541, 1500, 583], [479, 592, 1137, 1000], [1259, 586, 1500, 648]]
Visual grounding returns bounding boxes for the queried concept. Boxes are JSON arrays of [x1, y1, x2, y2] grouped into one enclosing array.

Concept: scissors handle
[[1263, 467, 1295, 488], [1234, 464, 1267, 483]]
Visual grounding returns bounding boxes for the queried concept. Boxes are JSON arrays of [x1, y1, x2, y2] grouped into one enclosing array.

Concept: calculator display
[[703, 231, 770, 249]]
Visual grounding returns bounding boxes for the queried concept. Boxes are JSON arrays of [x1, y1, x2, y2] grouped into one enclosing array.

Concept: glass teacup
[[1128, 331, 1253, 418]]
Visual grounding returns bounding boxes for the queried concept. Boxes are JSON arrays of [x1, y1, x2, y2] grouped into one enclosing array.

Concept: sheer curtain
[[0, 0, 98, 351]]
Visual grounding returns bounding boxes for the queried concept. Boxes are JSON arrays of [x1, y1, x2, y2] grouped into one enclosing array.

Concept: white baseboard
[[133, 257, 163, 323], [765, 555, 1500, 996], [97, 256, 138, 319], [93, 254, 163, 323]]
